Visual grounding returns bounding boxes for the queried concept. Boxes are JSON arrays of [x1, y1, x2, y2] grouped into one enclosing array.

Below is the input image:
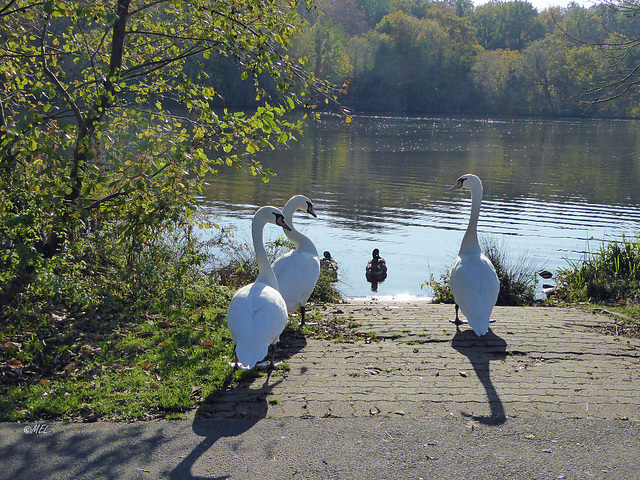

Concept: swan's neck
[[253, 215, 278, 289], [284, 208, 318, 255], [459, 181, 482, 255]]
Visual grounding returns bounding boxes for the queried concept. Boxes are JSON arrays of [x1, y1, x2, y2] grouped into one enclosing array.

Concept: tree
[[471, 1, 545, 51], [0, 0, 344, 285], [360, 10, 450, 112], [570, 1, 640, 108], [472, 48, 528, 114]]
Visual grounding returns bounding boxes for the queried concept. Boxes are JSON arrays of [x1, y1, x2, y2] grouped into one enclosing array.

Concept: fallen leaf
[[199, 340, 213, 347]]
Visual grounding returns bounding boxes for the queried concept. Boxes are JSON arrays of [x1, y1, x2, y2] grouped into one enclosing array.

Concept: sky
[[474, 0, 600, 11]]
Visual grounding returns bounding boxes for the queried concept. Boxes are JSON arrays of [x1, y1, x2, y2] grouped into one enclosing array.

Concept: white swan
[[226, 206, 291, 369], [272, 195, 320, 326], [448, 174, 500, 336]]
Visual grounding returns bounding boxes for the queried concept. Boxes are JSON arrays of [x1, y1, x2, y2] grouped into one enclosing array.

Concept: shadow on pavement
[[451, 328, 508, 425], [168, 326, 307, 479], [169, 375, 279, 480]]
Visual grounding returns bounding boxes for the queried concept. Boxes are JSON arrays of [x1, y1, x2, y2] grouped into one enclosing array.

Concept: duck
[[320, 251, 339, 282], [226, 206, 292, 369], [448, 174, 500, 336], [272, 195, 320, 326], [366, 248, 388, 282]]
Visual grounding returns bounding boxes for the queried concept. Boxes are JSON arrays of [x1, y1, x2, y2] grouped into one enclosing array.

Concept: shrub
[[555, 235, 640, 304]]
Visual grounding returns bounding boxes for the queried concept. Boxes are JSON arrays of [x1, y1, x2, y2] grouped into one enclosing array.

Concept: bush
[[555, 236, 640, 304]]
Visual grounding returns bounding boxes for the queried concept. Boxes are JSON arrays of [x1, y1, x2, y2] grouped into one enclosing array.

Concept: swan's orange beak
[[276, 215, 291, 231], [450, 179, 464, 190]]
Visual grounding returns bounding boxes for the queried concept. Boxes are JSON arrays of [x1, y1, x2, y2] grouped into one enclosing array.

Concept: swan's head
[[256, 206, 291, 231], [305, 200, 317, 218], [450, 174, 482, 191], [284, 195, 317, 219], [273, 211, 292, 231]]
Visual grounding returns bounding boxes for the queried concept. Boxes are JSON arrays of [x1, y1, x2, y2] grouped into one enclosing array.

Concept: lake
[[198, 114, 640, 299]]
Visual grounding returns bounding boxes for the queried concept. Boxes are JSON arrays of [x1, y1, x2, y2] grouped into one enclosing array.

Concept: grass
[[0, 291, 356, 422], [0, 287, 241, 422]]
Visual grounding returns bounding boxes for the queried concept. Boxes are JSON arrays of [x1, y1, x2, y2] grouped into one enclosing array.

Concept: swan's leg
[[300, 305, 306, 326], [449, 304, 468, 325], [269, 343, 277, 370], [233, 345, 239, 370]]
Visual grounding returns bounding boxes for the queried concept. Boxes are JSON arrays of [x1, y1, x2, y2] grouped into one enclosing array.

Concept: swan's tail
[[469, 318, 490, 337], [235, 344, 268, 369]]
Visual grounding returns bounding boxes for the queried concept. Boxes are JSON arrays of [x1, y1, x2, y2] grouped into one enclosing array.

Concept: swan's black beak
[[275, 214, 292, 231], [450, 178, 464, 190], [306, 201, 317, 218]]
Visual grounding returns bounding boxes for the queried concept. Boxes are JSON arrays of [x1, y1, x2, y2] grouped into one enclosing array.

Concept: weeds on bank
[[553, 236, 640, 321]]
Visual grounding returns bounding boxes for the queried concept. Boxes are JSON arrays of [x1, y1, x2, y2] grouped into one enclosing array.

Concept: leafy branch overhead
[[0, 0, 346, 263]]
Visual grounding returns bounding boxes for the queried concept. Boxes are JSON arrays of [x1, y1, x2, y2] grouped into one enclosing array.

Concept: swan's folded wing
[[227, 283, 288, 367], [272, 250, 320, 311]]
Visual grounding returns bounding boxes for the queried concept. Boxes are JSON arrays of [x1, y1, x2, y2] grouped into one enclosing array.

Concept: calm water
[[198, 115, 640, 298]]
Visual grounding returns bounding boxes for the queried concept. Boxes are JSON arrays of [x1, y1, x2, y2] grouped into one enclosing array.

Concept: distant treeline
[[210, 0, 640, 118]]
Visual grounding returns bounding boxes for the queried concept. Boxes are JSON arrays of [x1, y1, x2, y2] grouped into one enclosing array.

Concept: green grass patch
[[0, 301, 244, 421]]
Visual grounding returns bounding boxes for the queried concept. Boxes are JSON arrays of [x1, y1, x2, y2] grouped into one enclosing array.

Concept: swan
[[272, 195, 320, 326], [226, 206, 292, 369], [448, 174, 500, 336], [365, 248, 387, 282]]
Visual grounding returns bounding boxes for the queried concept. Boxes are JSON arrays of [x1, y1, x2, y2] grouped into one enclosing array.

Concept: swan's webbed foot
[[299, 305, 318, 326], [449, 318, 468, 325], [449, 304, 468, 326]]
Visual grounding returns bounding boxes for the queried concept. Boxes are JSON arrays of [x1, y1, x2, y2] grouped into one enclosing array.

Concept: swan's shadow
[[168, 375, 280, 479], [451, 328, 508, 425], [167, 328, 306, 479]]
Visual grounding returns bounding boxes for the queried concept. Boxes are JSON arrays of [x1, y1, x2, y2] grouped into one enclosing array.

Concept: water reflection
[[199, 115, 640, 297]]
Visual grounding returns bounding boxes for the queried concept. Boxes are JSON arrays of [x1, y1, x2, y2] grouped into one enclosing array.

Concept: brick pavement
[[210, 300, 640, 422]]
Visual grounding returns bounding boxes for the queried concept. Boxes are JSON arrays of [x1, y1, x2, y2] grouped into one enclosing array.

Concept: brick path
[[211, 300, 640, 422]]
